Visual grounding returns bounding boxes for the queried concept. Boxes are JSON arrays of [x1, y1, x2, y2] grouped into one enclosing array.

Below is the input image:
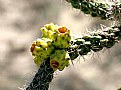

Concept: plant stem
[[68, 25, 121, 60], [26, 58, 54, 90], [67, 0, 121, 20]]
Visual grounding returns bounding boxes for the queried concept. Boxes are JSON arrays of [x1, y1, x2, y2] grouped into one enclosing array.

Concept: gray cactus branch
[[68, 24, 121, 60], [67, 0, 121, 21], [26, 58, 54, 90]]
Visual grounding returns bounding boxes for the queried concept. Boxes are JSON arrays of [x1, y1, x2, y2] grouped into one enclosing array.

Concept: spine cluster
[[68, 25, 121, 60], [68, 0, 121, 21]]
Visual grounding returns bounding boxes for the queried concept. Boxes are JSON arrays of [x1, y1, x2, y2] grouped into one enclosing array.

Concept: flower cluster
[[30, 23, 71, 71]]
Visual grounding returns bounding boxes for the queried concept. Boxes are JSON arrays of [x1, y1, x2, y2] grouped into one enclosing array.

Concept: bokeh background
[[0, 0, 121, 90]]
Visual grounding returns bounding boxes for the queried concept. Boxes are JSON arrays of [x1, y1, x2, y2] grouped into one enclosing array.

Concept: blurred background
[[0, 0, 121, 90]]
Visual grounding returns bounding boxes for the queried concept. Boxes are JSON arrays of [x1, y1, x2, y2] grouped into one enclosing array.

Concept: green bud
[[53, 27, 71, 48], [50, 50, 70, 71], [30, 38, 55, 66], [44, 23, 58, 32]]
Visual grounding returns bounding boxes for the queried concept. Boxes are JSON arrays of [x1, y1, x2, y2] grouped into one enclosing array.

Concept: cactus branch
[[66, 0, 121, 21], [68, 24, 121, 60], [26, 58, 54, 90]]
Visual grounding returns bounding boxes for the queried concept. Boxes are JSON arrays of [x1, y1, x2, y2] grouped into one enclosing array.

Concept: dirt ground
[[0, 0, 121, 90]]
